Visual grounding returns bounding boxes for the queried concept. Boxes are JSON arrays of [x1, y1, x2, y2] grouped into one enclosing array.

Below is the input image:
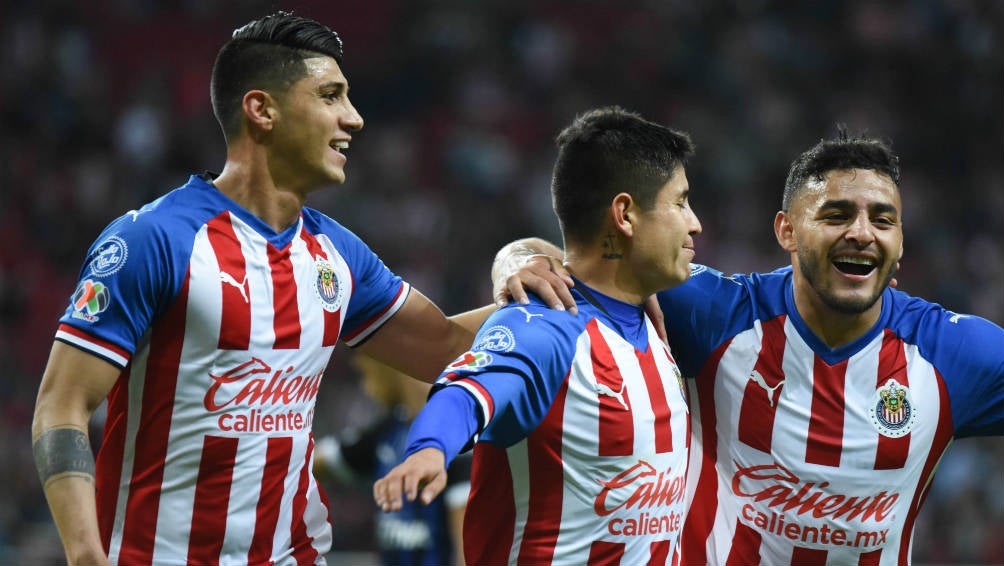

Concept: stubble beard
[[796, 248, 896, 315]]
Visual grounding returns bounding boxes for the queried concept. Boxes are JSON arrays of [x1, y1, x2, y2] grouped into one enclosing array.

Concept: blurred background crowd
[[1, 0, 1000, 564]]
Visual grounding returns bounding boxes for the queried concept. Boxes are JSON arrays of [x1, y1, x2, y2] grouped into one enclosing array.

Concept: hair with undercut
[[782, 126, 901, 211], [551, 106, 695, 245], [211, 11, 344, 139]]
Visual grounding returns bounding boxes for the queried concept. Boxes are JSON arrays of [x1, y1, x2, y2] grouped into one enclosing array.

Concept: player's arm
[[373, 387, 480, 510], [32, 342, 119, 566]]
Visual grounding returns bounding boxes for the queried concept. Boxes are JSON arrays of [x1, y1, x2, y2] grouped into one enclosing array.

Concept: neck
[[792, 284, 883, 350], [211, 150, 308, 233], [564, 246, 647, 305]]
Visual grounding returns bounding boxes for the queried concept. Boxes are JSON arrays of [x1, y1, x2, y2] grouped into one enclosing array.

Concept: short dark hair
[[551, 106, 695, 245], [782, 126, 901, 211], [211, 11, 344, 138]]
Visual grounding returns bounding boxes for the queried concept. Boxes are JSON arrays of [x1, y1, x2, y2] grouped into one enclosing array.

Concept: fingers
[[374, 448, 447, 512], [518, 255, 577, 315]]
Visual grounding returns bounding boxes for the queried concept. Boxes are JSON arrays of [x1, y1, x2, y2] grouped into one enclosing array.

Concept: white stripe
[[56, 330, 129, 367], [505, 442, 531, 565], [343, 282, 411, 347], [454, 381, 494, 424]]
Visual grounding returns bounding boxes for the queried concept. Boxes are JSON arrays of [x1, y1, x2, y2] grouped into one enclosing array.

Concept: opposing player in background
[[314, 353, 470, 565], [30, 12, 570, 566], [503, 131, 1004, 565], [375, 106, 702, 565]]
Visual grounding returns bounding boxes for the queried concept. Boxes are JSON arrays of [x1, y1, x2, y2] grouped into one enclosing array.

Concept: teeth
[[333, 140, 349, 150], [833, 256, 875, 266]]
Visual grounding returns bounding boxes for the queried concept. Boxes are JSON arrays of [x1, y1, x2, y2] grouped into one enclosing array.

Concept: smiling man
[[658, 131, 1004, 565]]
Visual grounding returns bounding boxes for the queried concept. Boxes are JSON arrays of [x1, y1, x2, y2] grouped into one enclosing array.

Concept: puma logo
[[515, 306, 543, 323], [749, 369, 783, 407], [595, 382, 630, 410], [127, 209, 145, 222], [948, 312, 968, 324], [219, 271, 249, 303]]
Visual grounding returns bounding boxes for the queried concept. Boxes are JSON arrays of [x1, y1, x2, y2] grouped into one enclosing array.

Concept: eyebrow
[[318, 81, 347, 94], [819, 199, 898, 216]]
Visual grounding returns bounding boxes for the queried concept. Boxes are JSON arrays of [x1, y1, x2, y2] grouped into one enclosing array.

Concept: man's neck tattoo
[[601, 234, 623, 259]]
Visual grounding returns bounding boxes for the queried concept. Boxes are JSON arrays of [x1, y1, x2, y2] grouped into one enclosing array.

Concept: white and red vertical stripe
[[683, 316, 954, 566]]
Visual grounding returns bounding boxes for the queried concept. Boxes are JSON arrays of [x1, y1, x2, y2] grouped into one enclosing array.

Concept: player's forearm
[[33, 426, 109, 565], [447, 304, 496, 338], [405, 387, 481, 466]]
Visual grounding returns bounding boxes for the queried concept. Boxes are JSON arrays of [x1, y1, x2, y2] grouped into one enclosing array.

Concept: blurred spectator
[[3, 1, 1001, 563]]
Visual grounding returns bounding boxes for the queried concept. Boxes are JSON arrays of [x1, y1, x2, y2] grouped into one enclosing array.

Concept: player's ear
[[611, 192, 635, 237], [774, 210, 797, 252], [243, 90, 277, 136]]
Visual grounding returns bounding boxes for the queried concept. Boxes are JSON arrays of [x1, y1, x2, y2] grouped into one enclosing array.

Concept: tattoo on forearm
[[33, 427, 95, 487], [601, 234, 623, 259]]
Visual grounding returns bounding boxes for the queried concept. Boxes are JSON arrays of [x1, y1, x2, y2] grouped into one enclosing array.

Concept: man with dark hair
[[374, 106, 703, 565], [502, 130, 1004, 565], [31, 12, 569, 566]]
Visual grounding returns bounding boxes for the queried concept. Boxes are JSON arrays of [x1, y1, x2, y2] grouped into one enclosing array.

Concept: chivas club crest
[[869, 378, 917, 438], [314, 260, 345, 312]]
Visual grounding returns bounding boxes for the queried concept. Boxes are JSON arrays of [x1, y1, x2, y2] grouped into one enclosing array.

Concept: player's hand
[[493, 254, 577, 315], [373, 447, 447, 511]]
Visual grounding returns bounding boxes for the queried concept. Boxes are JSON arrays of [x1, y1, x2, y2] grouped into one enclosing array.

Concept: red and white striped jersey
[[416, 282, 690, 565], [55, 175, 409, 566], [658, 264, 1004, 565]]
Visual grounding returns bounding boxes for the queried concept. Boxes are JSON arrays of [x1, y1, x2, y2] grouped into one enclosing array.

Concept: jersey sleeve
[[656, 264, 754, 377], [55, 208, 187, 368], [425, 303, 581, 450], [911, 305, 1004, 437], [306, 211, 409, 346]]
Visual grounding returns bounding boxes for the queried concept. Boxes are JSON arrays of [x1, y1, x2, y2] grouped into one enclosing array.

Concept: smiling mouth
[[330, 140, 349, 154], [832, 255, 877, 276]]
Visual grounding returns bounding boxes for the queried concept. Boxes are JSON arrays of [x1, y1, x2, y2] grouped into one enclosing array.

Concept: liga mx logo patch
[[869, 378, 917, 438], [71, 279, 110, 322], [314, 259, 345, 312], [448, 351, 493, 372]]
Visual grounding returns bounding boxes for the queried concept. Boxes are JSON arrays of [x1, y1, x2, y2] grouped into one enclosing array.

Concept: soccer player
[[373, 106, 702, 565], [502, 131, 1004, 565], [30, 12, 571, 566], [314, 353, 471, 565]]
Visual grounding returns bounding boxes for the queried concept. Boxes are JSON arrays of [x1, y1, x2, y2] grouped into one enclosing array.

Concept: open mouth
[[330, 140, 349, 154], [832, 255, 877, 276]]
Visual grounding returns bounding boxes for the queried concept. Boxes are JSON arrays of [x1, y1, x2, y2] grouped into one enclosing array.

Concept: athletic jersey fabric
[[412, 282, 691, 565], [55, 174, 409, 566], [336, 407, 471, 566], [658, 264, 1004, 565]]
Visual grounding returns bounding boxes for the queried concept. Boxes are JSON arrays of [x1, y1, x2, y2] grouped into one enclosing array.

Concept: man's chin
[[821, 289, 883, 315]]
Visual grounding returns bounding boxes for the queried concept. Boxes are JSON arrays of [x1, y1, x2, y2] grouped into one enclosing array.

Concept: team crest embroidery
[[448, 351, 493, 371], [869, 378, 917, 437], [314, 260, 345, 312], [88, 236, 128, 277], [70, 279, 110, 322], [473, 325, 516, 352]]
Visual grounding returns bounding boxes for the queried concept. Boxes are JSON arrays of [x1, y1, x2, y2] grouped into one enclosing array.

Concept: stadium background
[[0, 1, 1000, 564]]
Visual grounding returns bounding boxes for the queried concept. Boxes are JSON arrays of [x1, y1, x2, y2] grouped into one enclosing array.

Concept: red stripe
[[465, 444, 516, 565], [460, 378, 495, 422], [805, 357, 847, 467], [57, 323, 131, 361], [898, 370, 954, 565], [725, 520, 762, 565], [858, 548, 882, 565], [517, 378, 569, 564], [588, 320, 634, 456], [248, 436, 294, 565], [681, 339, 731, 566], [791, 546, 828, 564], [118, 276, 189, 565], [290, 436, 319, 565], [588, 540, 625, 565], [207, 213, 251, 350], [267, 243, 301, 349], [737, 316, 787, 453], [637, 347, 673, 453], [874, 330, 910, 470], [647, 540, 671, 565], [186, 435, 239, 566], [299, 230, 340, 346], [96, 368, 130, 551]]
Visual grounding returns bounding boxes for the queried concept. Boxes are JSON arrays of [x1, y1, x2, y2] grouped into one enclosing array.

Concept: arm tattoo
[[601, 234, 623, 259], [33, 427, 96, 487]]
